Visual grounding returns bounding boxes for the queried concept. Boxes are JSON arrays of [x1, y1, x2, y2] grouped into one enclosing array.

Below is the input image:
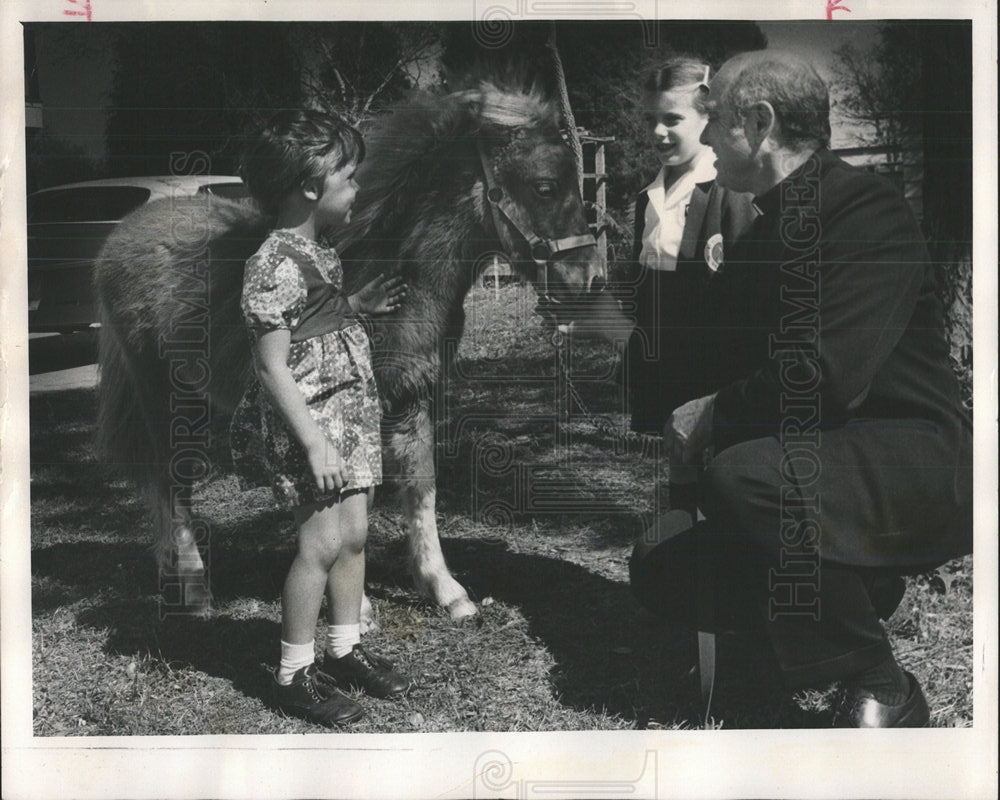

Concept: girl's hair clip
[[698, 64, 711, 90]]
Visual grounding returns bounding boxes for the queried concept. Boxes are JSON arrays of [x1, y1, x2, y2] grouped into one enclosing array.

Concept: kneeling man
[[629, 50, 973, 727]]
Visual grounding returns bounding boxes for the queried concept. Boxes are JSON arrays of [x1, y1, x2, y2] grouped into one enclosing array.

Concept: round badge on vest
[[705, 233, 724, 271]]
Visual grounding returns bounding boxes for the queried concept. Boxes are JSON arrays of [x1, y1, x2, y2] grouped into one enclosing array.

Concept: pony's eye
[[533, 181, 558, 199]]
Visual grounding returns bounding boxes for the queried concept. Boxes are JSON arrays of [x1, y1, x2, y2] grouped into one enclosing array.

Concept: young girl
[[626, 58, 756, 440], [231, 109, 408, 727]]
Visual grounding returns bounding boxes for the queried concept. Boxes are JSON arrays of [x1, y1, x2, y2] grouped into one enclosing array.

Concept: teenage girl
[[626, 57, 756, 441]]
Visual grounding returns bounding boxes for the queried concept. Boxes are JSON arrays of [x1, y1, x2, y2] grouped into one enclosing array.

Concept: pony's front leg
[[386, 401, 477, 621], [402, 477, 477, 620]]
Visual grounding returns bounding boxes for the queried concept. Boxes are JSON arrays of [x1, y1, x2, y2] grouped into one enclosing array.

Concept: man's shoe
[[271, 663, 364, 726], [835, 671, 930, 728], [321, 644, 410, 699]]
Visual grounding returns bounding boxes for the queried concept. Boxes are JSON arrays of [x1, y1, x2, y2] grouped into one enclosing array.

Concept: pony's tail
[[93, 195, 265, 565], [95, 291, 176, 562]]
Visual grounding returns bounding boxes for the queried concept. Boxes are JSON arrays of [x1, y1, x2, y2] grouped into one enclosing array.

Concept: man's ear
[[742, 101, 776, 151]]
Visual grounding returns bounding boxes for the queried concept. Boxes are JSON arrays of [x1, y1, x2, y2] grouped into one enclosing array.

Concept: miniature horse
[[94, 79, 603, 624]]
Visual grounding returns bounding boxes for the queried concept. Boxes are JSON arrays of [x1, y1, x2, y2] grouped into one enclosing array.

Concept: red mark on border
[[826, 1, 850, 19], [63, 0, 93, 21]]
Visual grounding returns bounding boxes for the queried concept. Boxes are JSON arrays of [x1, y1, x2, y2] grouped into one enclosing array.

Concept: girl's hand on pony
[[305, 436, 346, 492], [350, 274, 407, 315]]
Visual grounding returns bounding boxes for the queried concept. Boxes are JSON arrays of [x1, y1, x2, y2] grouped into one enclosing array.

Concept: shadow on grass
[[439, 536, 832, 729], [77, 597, 280, 703], [32, 530, 834, 729], [33, 539, 288, 703], [32, 539, 295, 607]]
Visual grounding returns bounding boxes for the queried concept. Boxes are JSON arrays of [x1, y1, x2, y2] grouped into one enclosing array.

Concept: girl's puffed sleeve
[[241, 251, 307, 336]]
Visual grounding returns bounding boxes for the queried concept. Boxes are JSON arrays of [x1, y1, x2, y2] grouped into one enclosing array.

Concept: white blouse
[[638, 147, 717, 272]]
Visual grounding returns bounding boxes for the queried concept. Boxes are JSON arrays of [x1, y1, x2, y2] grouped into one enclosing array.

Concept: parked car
[[27, 176, 248, 332]]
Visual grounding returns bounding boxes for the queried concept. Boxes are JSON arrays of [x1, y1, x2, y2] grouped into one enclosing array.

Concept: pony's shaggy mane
[[338, 80, 559, 255]]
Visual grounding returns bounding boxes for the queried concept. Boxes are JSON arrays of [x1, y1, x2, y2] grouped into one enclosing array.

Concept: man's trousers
[[628, 436, 945, 688]]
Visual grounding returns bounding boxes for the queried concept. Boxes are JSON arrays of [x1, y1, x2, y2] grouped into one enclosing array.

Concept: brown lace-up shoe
[[321, 644, 411, 699], [271, 663, 364, 726]]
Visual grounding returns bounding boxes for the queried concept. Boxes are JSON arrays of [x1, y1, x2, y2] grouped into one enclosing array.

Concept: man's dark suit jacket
[[706, 148, 972, 568]]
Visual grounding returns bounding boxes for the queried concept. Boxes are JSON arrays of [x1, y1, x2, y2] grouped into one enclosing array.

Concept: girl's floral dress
[[230, 228, 382, 508]]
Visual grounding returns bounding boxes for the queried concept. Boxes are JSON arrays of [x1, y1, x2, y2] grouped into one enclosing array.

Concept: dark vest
[[624, 179, 756, 431]]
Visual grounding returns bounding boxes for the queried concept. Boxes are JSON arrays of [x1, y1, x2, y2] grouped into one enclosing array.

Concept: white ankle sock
[[277, 640, 316, 686], [326, 623, 361, 659]]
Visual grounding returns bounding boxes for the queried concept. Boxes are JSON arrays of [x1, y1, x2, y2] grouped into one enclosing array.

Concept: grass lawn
[[30, 283, 973, 734]]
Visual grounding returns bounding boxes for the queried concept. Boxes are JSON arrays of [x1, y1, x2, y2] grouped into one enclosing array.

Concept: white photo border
[[1, 2, 996, 798]]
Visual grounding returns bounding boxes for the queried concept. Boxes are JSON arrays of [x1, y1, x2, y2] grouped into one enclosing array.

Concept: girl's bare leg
[[283, 497, 342, 644], [325, 490, 369, 625]]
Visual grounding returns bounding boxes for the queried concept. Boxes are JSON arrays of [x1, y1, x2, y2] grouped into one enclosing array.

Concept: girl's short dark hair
[[240, 109, 364, 217], [642, 57, 712, 114]]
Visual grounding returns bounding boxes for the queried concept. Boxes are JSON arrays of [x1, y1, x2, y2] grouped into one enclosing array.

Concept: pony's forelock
[[475, 81, 556, 132]]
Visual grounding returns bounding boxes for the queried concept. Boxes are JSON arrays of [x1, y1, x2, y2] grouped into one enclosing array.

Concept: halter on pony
[[476, 138, 596, 307]]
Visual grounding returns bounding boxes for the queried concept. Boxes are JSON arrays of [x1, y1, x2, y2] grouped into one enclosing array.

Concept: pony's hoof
[[446, 596, 478, 622], [184, 600, 215, 620], [161, 578, 213, 618], [161, 594, 214, 619], [412, 570, 477, 622]]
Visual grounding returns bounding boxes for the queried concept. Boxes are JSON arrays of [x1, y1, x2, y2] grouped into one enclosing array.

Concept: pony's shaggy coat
[[95, 80, 602, 619]]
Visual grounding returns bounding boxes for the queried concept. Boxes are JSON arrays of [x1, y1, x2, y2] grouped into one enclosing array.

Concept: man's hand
[[350, 274, 407, 314], [665, 393, 716, 467]]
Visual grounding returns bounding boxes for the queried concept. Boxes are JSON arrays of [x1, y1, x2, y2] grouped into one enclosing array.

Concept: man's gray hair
[[722, 51, 831, 149]]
